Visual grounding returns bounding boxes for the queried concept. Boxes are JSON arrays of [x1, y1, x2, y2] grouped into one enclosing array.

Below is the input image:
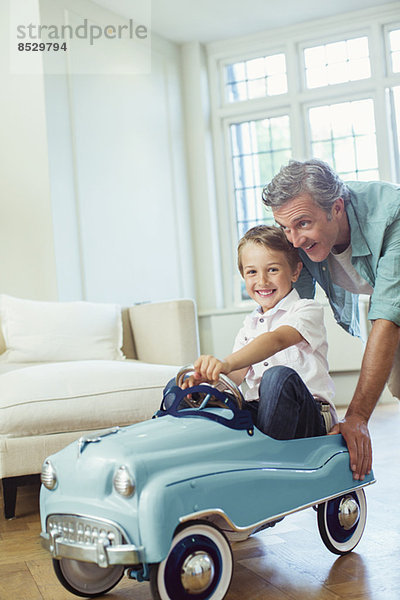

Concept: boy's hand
[[181, 355, 230, 389]]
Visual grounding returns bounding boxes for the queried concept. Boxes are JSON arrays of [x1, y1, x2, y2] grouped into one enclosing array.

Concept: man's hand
[[329, 415, 372, 480]]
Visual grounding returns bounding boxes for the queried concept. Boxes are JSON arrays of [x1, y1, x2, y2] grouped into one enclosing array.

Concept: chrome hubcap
[[338, 495, 360, 530], [180, 551, 215, 594]]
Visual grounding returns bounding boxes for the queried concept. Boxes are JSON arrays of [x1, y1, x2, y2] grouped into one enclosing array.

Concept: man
[[262, 158, 400, 480]]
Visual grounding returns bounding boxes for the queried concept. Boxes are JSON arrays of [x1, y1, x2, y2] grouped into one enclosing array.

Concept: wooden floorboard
[[1, 403, 399, 600]]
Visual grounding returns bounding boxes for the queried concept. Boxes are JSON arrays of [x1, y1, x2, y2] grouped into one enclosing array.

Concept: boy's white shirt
[[233, 288, 337, 423]]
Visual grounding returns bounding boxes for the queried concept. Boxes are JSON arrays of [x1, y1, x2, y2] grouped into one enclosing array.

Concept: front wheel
[[150, 521, 233, 600], [317, 488, 367, 555], [53, 558, 124, 598]]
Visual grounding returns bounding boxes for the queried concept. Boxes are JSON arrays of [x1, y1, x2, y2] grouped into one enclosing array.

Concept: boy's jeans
[[244, 366, 326, 439], [163, 365, 326, 439]]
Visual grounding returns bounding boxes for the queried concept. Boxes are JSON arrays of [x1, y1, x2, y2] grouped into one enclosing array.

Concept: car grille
[[46, 514, 124, 546]]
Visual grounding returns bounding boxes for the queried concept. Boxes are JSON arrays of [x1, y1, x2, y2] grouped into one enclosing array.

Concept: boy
[[187, 225, 337, 439]]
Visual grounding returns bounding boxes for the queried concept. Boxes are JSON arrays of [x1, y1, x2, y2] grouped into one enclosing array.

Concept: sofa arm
[[129, 299, 199, 366]]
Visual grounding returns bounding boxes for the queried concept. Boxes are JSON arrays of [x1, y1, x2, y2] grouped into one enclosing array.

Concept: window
[[304, 36, 370, 89], [230, 115, 291, 238], [391, 86, 400, 181], [225, 53, 287, 102], [208, 7, 400, 304], [308, 99, 378, 180], [389, 28, 400, 73]]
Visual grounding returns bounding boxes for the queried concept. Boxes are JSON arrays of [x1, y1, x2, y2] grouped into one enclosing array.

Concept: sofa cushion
[[0, 295, 124, 362], [0, 360, 178, 437]]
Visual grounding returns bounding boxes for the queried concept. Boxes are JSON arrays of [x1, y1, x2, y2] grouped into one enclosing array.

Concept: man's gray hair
[[262, 159, 350, 213]]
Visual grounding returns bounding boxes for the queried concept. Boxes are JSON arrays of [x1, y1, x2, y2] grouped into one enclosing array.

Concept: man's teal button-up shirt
[[294, 180, 400, 337]]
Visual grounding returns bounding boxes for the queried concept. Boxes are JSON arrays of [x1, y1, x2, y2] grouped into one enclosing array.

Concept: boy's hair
[[237, 225, 301, 276]]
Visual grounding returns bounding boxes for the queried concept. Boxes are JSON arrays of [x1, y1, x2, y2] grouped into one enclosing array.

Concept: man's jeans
[[163, 366, 326, 440]]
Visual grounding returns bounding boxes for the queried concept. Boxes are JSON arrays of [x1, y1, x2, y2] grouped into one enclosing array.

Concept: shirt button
[[259, 318, 264, 323], [322, 266, 326, 271], [264, 361, 269, 366]]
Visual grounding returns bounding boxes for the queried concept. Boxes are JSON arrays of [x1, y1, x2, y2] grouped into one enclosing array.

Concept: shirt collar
[[346, 197, 372, 258], [253, 288, 300, 320]]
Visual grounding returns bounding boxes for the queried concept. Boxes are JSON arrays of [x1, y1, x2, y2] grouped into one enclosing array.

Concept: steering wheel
[[175, 365, 243, 410]]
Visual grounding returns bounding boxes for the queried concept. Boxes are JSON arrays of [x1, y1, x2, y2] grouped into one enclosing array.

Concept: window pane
[[391, 86, 400, 182], [309, 99, 378, 179], [326, 41, 347, 64], [270, 116, 291, 148], [355, 135, 378, 170], [229, 115, 291, 237], [225, 53, 287, 102], [267, 74, 288, 95], [357, 169, 379, 181], [304, 36, 371, 89], [309, 105, 332, 139], [326, 62, 348, 85], [248, 78, 266, 98], [227, 81, 247, 102], [330, 103, 353, 137], [347, 36, 369, 58], [389, 29, 400, 73], [393, 86, 400, 143], [246, 57, 265, 79], [306, 67, 328, 89], [351, 99, 375, 134], [333, 138, 356, 172], [312, 141, 334, 164], [348, 57, 371, 81]]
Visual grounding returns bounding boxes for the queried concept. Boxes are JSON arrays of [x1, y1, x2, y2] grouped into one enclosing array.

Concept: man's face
[[272, 193, 344, 262]]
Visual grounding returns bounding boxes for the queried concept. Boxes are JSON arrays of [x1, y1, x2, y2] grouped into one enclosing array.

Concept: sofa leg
[[2, 474, 41, 519], [2, 477, 18, 519]]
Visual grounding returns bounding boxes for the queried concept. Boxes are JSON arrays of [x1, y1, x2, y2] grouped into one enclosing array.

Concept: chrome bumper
[[41, 514, 144, 568]]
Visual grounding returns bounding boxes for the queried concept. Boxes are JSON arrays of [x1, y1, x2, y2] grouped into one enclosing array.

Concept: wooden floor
[[1, 403, 399, 600]]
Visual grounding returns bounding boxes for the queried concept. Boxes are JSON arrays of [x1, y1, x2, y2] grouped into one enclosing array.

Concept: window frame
[[385, 23, 400, 76], [222, 107, 294, 305], [298, 29, 373, 92], [302, 91, 381, 179], [218, 45, 289, 109], [207, 5, 400, 309]]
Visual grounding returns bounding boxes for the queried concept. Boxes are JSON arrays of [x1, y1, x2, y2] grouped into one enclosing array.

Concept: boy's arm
[[221, 367, 249, 386], [189, 325, 304, 385]]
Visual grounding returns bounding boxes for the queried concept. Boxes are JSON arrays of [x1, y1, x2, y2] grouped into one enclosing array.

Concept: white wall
[[1, 0, 195, 307], [42, 1, 195, 305], [179, 42, 224, 311], [0, 0, 58, 301]]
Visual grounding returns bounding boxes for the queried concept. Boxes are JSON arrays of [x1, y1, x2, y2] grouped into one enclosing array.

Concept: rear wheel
[[53, 558, 124, 598], [150, 521, 233, 600], [317, 488, 367, 555]]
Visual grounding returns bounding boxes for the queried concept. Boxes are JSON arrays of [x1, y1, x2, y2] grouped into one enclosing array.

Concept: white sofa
[[0, 297, 199, 518]]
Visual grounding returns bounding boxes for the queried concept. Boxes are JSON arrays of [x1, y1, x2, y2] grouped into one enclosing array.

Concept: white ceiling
[[92, 0, 395, 44]]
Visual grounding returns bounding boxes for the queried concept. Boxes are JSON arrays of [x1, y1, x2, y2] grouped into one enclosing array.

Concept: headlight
[[113, 465, 135, 497], [41, 459, 58, 490]]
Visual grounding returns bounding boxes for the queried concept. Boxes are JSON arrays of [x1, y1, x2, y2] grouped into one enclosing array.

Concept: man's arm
[[330, 318, 400, 479]]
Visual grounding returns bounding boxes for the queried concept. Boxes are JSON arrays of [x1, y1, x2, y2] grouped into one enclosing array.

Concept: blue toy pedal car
[[40, 366, 375, 599]]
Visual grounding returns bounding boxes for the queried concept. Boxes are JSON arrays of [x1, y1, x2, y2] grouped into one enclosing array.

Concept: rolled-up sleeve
[[368, 218, 400, 326]]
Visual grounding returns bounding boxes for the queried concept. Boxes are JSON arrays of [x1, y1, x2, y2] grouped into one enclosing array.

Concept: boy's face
[[241, 242, 302, 313]]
